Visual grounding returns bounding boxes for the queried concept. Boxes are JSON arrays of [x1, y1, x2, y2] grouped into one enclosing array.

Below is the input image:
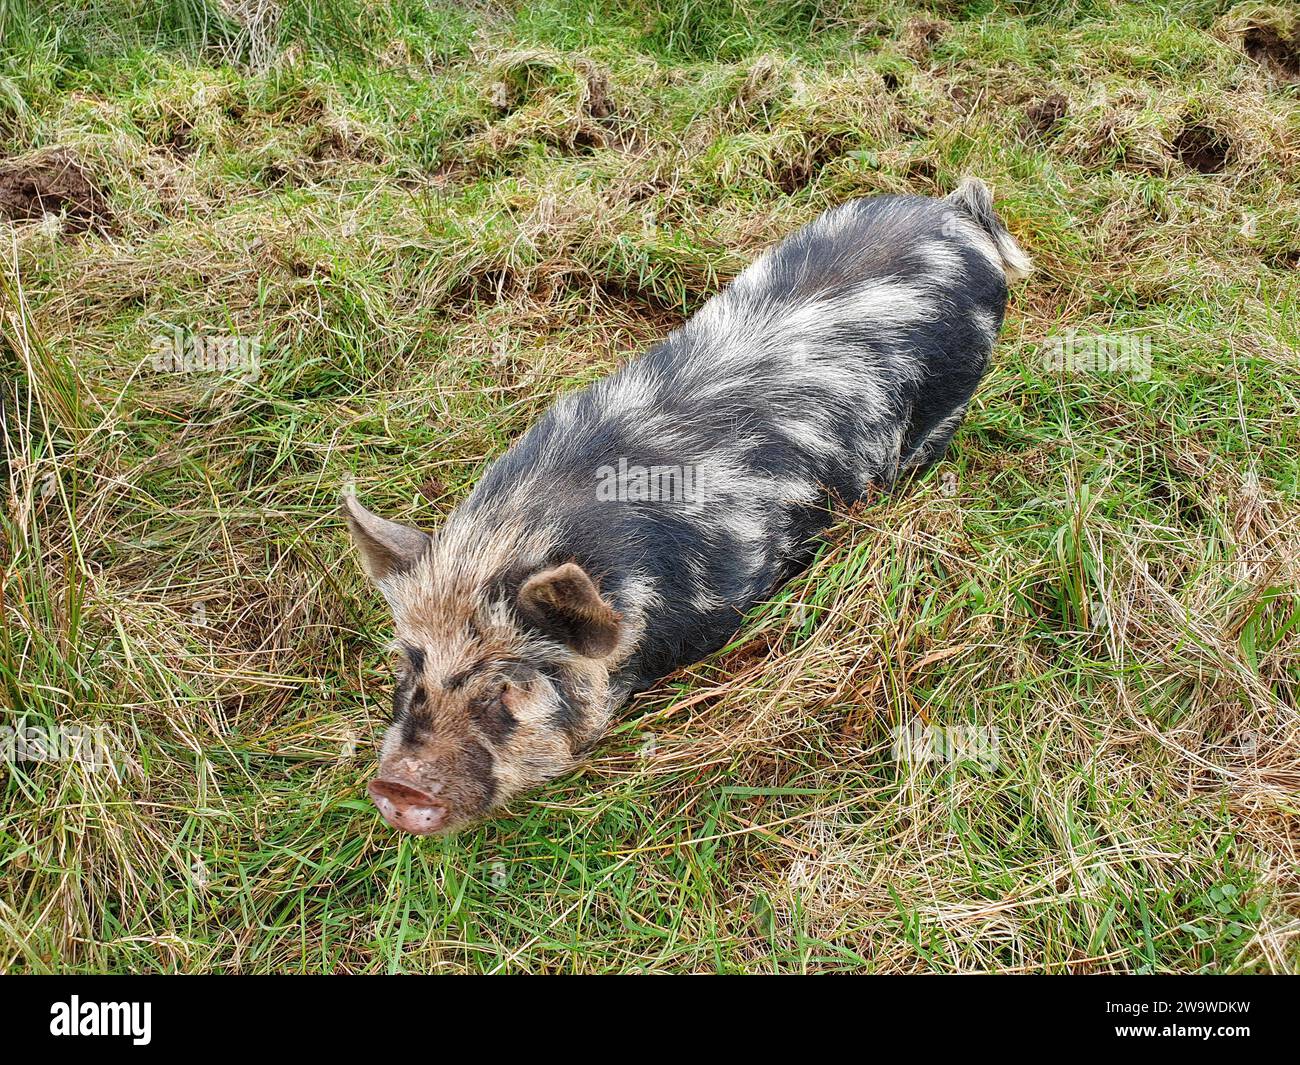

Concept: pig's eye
[[470, 683, 517, 744]]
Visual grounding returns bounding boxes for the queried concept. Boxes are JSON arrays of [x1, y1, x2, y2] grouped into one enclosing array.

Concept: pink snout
[[368, 778, 448, 835]]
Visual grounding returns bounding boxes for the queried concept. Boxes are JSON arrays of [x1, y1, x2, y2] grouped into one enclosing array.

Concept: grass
[[1, 0, 1297, 973]]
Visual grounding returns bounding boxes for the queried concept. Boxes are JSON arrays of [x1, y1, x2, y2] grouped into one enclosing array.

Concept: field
[[1, 0, 1298, 973]]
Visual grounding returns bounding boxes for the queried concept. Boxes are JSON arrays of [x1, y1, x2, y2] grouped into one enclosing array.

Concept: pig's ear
[[517, 562, 621, 657], [342, 493, 431, 584]]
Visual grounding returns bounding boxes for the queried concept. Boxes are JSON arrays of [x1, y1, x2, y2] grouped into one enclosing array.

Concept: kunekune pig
[[346, 177, 1032, 835]]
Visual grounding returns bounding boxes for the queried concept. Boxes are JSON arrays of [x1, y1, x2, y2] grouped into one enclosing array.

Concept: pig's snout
[[368, 778, 448, 835]]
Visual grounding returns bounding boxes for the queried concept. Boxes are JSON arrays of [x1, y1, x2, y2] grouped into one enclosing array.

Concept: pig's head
[[343, 494, 624, 835]]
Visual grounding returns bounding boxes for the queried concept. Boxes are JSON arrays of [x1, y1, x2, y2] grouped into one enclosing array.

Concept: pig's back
[[462, 193, 1013, 687]]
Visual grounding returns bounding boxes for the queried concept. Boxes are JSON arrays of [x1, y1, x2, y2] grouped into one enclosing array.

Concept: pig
[[345, 177, 1032, 834]]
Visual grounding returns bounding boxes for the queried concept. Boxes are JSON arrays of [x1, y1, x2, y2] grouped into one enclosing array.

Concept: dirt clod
[[0, 149, 111, 233], [1024, 93, 1068, 137], [418, 478, 447, 502]]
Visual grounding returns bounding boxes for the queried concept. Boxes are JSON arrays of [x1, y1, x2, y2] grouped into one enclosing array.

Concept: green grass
[[1, 0, 1298, 972]]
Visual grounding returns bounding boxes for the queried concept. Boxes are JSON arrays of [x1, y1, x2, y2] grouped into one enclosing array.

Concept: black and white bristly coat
[[458, 177, 1032, 695], [346, 177, 1032, 832]]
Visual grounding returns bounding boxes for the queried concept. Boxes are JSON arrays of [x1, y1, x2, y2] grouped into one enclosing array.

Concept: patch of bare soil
[[1172, 122, 1231, 174], [0, 148, 112, 233], [774, 130, 855, 195], [1244, 23, 1300, 81], [1024, 93, 1068, 138], [417, 477, 447, 503], [156, 117, 196, 159]]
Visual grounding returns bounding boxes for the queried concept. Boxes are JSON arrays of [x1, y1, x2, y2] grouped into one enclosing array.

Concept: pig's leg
[[898, 403, 969, 476]]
